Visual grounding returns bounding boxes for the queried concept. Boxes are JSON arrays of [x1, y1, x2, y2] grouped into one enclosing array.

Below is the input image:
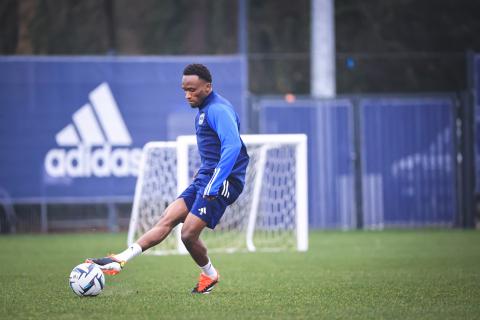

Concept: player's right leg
[[86, 198, 190, 275]]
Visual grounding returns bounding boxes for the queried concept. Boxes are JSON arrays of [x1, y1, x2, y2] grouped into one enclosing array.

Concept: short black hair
[[183, 64, 212, 83]]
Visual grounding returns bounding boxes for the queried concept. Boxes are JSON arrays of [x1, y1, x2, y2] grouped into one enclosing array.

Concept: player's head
[[182, 64, 213, 108]]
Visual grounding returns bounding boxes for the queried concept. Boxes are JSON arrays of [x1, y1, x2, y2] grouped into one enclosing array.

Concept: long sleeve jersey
[[195, 91, 249, 197]]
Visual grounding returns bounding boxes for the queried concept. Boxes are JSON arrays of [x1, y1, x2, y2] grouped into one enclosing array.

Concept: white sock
[[114, 243, 142, 262], [200, 259, 218, 279]]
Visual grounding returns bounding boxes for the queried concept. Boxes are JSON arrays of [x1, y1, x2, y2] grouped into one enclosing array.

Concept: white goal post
[[127, 134, 308, 254]]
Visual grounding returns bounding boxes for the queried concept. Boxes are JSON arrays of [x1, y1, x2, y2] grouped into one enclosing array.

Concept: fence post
[[107, 202, 119, 232], [352, 99, 364, 229], [456, 52, 476, 228], [40, 201, 48, 233]]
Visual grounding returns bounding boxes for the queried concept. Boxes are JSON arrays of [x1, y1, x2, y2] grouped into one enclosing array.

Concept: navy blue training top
[[195, 91, 249, 197]]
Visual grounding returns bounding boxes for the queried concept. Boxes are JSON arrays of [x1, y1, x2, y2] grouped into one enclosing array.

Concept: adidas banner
[[0, 56, 246, 201]]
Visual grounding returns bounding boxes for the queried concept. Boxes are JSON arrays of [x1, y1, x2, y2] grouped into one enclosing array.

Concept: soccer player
[[87, 64, 249, 294]]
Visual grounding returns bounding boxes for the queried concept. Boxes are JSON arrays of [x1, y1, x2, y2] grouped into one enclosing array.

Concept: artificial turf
[[0, 230, 479, 319]]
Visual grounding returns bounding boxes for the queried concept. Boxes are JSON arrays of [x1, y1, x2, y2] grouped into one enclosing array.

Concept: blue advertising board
[[0, 56, 246, 201]]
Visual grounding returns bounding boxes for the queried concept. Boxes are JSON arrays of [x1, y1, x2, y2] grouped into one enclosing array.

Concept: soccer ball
[[69, 263, 105, 297]]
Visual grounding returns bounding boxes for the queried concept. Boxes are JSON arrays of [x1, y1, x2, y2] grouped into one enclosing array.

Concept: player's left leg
[[181, 213, 219, 294], [181, 213, 209, 266]]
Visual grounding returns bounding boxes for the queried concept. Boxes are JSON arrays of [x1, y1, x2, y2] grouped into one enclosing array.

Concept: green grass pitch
[[1, 230, 479, 319]]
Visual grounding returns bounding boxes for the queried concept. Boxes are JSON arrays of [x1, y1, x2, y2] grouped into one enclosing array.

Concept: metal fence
[[0, 54, 476, 232]]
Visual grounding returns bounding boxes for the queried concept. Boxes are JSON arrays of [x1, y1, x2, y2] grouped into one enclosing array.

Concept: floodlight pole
[[311, 0, 336, 98]]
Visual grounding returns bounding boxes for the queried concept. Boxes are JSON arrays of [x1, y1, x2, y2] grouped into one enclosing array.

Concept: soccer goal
[[127, 134, 308, 254]]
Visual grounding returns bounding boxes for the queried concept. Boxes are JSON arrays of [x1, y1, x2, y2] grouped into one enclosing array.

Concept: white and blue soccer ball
[[69, 263, 105, 297]]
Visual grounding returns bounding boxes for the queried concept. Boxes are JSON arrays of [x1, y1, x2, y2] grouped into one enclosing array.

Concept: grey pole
[[311, 0, 336, 98]]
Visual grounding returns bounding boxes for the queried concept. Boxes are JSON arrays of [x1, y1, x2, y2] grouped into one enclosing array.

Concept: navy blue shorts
[[178, 175, 243, 229]]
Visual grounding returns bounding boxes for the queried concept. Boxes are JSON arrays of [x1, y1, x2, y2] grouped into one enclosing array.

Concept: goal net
[[127, 134, 308, 254]]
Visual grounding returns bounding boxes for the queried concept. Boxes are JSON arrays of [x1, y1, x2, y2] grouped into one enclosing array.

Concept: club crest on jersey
[[198, 113, 205, 125]]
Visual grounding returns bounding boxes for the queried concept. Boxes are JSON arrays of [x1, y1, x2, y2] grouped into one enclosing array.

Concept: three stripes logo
[[44, 83, 142, 178], [221, 180, 230, 198], [198, 207, 207, 215]]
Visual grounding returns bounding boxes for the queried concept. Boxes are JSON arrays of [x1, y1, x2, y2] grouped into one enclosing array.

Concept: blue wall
[[259, 97, 457, 228], [259, 99, 356, 229], [360, 98, 456, 227]]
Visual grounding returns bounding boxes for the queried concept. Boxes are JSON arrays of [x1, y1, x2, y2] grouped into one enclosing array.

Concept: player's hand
[[203, 195, 217, 201]]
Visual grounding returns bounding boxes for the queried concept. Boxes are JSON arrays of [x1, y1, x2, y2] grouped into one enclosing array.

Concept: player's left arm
[[203, 104, 241, 198]]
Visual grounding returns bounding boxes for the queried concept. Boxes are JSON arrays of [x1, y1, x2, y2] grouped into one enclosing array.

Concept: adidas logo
[[198, 207, 207, 215], [44, 82, 142, 178]]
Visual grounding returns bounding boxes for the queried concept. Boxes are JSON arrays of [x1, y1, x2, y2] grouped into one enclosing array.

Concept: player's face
[[181, 75, 212, 108]]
